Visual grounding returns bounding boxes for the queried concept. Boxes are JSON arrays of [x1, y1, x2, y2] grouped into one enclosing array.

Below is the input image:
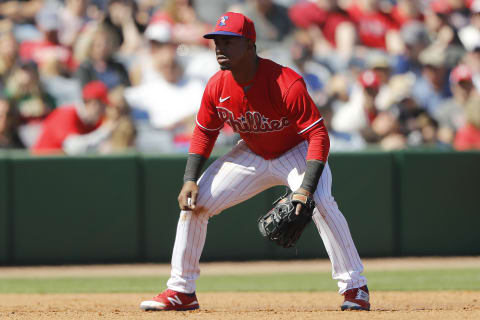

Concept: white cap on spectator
[[145, 22, 172, 43]]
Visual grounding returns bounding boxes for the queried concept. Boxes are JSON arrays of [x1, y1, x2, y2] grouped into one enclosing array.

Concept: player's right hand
[[178, 181, 199, 211]]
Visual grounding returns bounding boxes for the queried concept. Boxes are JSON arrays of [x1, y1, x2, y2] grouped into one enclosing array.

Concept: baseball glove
[[258, 189, 315, 248]]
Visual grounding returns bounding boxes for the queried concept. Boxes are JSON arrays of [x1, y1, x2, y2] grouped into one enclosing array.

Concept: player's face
[[213, 35, 250, 70]]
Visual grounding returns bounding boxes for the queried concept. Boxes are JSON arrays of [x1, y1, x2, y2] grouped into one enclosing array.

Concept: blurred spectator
[[346, 0, 401, 53], [412, 46, 452, 114], [394, 21, 431, 75], [5, 61, 56, 124], [102, 0, 145, 57], [331, 70, 382, 139], [100, 85, 136, 153], [151, 0, 211, 47], [74, 24, 131, 89], [458, 0, 480, 52], [0, 0, 43, 42], [435, 64, 476, 144], [368, 52, 393, 110], [193, 0, 237, 25], [125, 20, 204, 150], [0, 0, 475, 154], [453, 92, 480, 150], [331, 69, 407, 149], [424, 0, 466, 63], [230, 0, 294, 51], [39, 54, 83, 107], [135, 0, 163, 27], [129, 18, 217, 86], [440, 0, 472, 31], [390, 0, 424, 27], [407, 111, 440, 147], [321, 103, 366, 151], [0, 96, 24, 149], [124, 25, 203, 126], [129, 21, 176, 85], [19, 6, 76, 75], [0, 0, 43, 23], [33, 81, 117, 154], [289, 0, 356, 71], [288, 29, 330, 105], [58, 0, 93, 48], [0, 29, 19, 85]]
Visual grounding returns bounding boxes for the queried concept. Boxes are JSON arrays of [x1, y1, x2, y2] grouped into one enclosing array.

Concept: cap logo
[[219, 15, 228, 26]]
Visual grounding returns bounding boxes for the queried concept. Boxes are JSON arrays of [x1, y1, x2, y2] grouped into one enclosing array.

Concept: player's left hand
[[293, 188, 312, 216]]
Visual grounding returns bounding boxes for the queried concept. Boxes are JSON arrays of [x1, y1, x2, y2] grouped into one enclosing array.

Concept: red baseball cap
[[203, 12, 256, 42], [450, 64, 473, 84], [358, 70, 380, 89], [82, 81, 109, 105]]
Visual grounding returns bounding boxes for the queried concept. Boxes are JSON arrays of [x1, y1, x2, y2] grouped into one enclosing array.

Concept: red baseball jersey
[[191, 58, 329, 161], [33, 106, 100, 153]]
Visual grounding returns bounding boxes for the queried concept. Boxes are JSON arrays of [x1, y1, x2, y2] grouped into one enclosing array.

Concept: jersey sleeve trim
[[298, 117, 323, 134], [196, 116, 224, 131]]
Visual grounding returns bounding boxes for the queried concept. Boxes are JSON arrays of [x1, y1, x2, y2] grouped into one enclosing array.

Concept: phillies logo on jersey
[[216, 107, 290, 133], [219, 16, 228, 26]]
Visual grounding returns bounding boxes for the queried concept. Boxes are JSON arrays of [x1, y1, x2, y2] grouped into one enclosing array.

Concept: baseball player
[[140, 12, 370, 312]]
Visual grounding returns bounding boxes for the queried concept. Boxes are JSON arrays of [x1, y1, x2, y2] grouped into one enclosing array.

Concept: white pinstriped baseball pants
[[167, 140, 367, 294]]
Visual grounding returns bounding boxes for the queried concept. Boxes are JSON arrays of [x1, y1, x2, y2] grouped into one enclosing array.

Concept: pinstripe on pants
[[167, 140, 367, 294]]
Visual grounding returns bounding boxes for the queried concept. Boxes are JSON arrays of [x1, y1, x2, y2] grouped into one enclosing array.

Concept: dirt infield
[[1, 257, 479, 319], [1, 291, 479, 320]]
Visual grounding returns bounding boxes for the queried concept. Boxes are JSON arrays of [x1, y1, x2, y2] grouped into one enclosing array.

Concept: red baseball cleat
[[341, 285, 370, 311], [140, 289, 199, 311]]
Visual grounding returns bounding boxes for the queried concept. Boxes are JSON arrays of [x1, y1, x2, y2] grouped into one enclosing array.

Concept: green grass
[[0, 269, 479, 294]]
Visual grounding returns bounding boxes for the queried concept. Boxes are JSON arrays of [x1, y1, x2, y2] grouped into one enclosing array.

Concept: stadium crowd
[[0, 0, 479, 154]]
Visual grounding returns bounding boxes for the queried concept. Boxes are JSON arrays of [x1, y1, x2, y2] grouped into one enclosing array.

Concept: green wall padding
[[11, 155, 139, 264], [142, 155, 187, 261], [1, 150, 478, 265], [329, 153, 395, 256], [398, 151, 480, 255], [0, 156, 8, 263]]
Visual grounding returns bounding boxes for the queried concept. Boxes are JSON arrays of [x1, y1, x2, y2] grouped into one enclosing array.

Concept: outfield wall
[[0, 151, 479, 265]]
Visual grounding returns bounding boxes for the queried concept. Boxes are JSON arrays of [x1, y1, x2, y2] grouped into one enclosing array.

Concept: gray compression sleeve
[[183, 153, 207, 183], [300, 160, 325, 194]]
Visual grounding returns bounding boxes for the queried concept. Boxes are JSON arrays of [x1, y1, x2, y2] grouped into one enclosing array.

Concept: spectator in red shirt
[[346, 0, 400, 51], [19, 6, 76, 75], [390, 0, 424, 27], [454, 94, 480, 150], [33, 81, 115, 154], [289, 0, 356, 68]]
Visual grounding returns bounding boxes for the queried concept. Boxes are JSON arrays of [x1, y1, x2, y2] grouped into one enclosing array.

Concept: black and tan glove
[[258, 189, 315, 248]]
